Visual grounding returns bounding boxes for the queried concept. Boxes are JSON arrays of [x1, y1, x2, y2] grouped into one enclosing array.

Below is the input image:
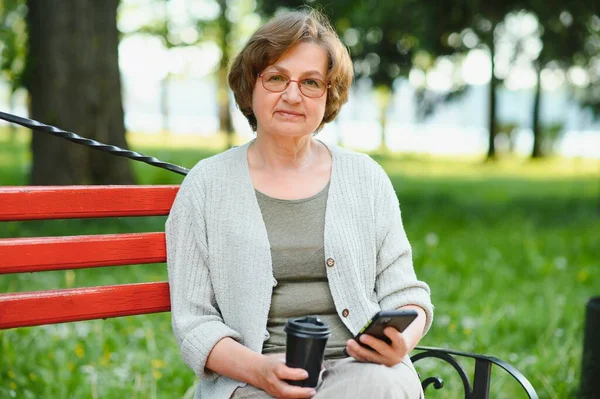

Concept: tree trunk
[[334, 119, 343, 147], [217, 0, 234, 149], [486, 35, 497, 161], [376, 86, 391, 153], [531, 62, 543, 158], [161, 73, 170, 134], [27, 0, 134, 185], [8, 91, 17, 143]]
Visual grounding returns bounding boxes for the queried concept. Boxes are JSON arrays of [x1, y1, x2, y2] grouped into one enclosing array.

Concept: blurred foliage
[[118, 0, 261, 146], [0, 0, 27, 93], [258, 0, 599, 158], [118, 0, 260, 55], [0, 0, 28, 141], [540, 122, 566, 155], [0, 0, 598, 157]]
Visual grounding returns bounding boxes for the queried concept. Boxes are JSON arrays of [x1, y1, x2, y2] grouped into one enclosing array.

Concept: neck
[[251, 134, 320, 171]]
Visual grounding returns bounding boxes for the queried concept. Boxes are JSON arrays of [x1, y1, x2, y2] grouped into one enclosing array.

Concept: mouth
[[275, 110, 304, 118]]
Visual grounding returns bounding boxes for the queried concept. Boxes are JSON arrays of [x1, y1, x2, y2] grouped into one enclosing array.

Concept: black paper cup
[[284, 316, 331, 388]]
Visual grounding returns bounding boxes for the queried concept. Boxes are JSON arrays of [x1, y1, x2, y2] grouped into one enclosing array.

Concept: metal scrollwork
[[411, 346, 539, 399], [411, 349, 473, 398], [421, 376, 444, 391]]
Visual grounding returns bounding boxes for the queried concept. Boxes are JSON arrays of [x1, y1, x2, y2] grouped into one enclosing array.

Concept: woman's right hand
[[253, 354, 316, 398]]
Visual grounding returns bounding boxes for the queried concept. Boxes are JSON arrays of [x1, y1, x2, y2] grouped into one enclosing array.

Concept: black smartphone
[[354, 309, 418, 349]]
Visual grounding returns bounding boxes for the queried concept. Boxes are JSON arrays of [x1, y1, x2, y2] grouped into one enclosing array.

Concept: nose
[[282, 81, 302, 104]]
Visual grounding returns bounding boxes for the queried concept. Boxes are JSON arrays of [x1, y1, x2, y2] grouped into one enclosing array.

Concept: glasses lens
[[261, 72, 328, 98], [262, 73, 288, 92], [300, 78, 326, 98]]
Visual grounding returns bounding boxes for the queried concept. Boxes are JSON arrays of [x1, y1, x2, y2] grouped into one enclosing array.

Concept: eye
[[302, 78, 321, 88], [266, 74, 286, 82]]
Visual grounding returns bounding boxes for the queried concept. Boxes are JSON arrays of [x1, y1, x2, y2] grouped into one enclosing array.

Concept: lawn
[[1, 129, 599, 398]]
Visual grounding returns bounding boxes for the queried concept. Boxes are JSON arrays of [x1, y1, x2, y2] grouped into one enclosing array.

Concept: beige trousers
[[230, 357, 423, 399]]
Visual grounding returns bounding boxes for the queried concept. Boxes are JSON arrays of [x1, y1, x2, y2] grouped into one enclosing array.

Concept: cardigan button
[[342, 309, 349, 317], [326, 258, 335, 267]]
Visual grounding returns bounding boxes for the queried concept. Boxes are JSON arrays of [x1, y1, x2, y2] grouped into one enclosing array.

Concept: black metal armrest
[[411, 346, 539, 399]]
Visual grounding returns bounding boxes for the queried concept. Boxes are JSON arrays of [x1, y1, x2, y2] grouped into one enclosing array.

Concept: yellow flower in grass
[[75, 343, 85, 359], [100, 355, 110, 366], [65, 270, 76, 288], [152, 370, 163, 380], [9, 381, 16, 390], [577, 270, 590, 283], [151, 359, 165, 369], [100, 346, 112, 366]]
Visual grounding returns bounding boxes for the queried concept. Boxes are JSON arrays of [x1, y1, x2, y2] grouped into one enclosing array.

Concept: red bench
[[0, 185, 177, 328], [0, 185, 538, 398]]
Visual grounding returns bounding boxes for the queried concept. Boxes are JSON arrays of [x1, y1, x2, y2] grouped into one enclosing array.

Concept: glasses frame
[[258, 72, 331, 98]]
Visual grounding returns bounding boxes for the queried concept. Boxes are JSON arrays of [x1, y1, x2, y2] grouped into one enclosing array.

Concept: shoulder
[[327, 144, 399, 211], [173, 143, 249, 211], [180, 143, 248, 190], [189, 143, 246, 177]]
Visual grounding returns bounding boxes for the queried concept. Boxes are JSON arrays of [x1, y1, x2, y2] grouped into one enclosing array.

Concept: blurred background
[[0, 0, 599, 398]]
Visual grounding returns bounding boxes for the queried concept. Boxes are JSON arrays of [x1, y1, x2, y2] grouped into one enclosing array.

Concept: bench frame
[[0, 185, 539, 398]]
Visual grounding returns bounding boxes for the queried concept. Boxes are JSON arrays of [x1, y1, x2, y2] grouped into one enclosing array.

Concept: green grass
[[1, 129, 599, 398]]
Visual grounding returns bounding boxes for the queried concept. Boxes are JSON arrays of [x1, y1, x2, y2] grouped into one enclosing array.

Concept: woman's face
[[252, 41, 329, 139]]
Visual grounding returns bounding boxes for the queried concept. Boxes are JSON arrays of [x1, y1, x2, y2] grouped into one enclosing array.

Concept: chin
[[270, 124, 316, 138]]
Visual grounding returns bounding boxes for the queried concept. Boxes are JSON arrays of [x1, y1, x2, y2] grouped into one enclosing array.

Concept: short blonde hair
[[228, 9, 354, 132]]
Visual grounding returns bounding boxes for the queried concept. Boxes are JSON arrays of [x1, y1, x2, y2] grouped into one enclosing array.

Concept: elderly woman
[[166, 9, 433, 399]]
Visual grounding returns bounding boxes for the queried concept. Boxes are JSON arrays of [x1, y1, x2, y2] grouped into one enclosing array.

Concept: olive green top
[[255, 183, 353, 358]]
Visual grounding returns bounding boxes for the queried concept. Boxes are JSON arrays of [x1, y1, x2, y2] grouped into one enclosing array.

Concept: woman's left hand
[[345, 327, 409, 367]]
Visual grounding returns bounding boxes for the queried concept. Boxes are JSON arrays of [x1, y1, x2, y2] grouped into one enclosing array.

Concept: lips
[[275, 110, 304, 117]]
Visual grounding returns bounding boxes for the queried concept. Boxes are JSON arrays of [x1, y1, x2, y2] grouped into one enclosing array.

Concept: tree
[[215, 0, 234, 146], [332, 0, 442, 153], [258, 0, 447, 151], [122, 0, 258, 149], [259, 0, 518, 158], [122, 0, 174, 134], [423, 1, 525, 160], [523, 1, 596, 158], [26, 0, 134, 185], [568, 7, 600, 124]]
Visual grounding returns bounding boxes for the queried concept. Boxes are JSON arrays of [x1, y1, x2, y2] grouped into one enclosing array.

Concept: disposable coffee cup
[[284, 316, 331, 388]]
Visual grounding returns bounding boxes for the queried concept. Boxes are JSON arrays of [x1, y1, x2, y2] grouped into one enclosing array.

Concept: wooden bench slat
[[0, 233, 166, 274], [0, 282, 171, 329], [0, 185, 179, 221]]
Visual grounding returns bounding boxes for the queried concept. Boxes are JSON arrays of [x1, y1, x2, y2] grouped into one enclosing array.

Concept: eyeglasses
[[258, 71, 330, 98]]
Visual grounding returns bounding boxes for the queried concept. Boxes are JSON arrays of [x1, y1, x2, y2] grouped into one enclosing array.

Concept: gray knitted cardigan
[[165, 140, 433, 399]]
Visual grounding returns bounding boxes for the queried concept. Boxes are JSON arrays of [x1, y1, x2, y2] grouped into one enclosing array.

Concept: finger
[[383, 327, 402, 346], [345, 344, 367, 362], [347, 339, 383, 364], [345, 340, 362, 359], [358, 334, 391, 356], [275, 364, 309, 381], [278, 383, 316, 399], [383, 327, 409, 356], [345, 340, 360, 359]]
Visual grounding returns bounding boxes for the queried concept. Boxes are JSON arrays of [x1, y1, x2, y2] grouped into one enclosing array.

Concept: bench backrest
[[0, 185, 179, 329]]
